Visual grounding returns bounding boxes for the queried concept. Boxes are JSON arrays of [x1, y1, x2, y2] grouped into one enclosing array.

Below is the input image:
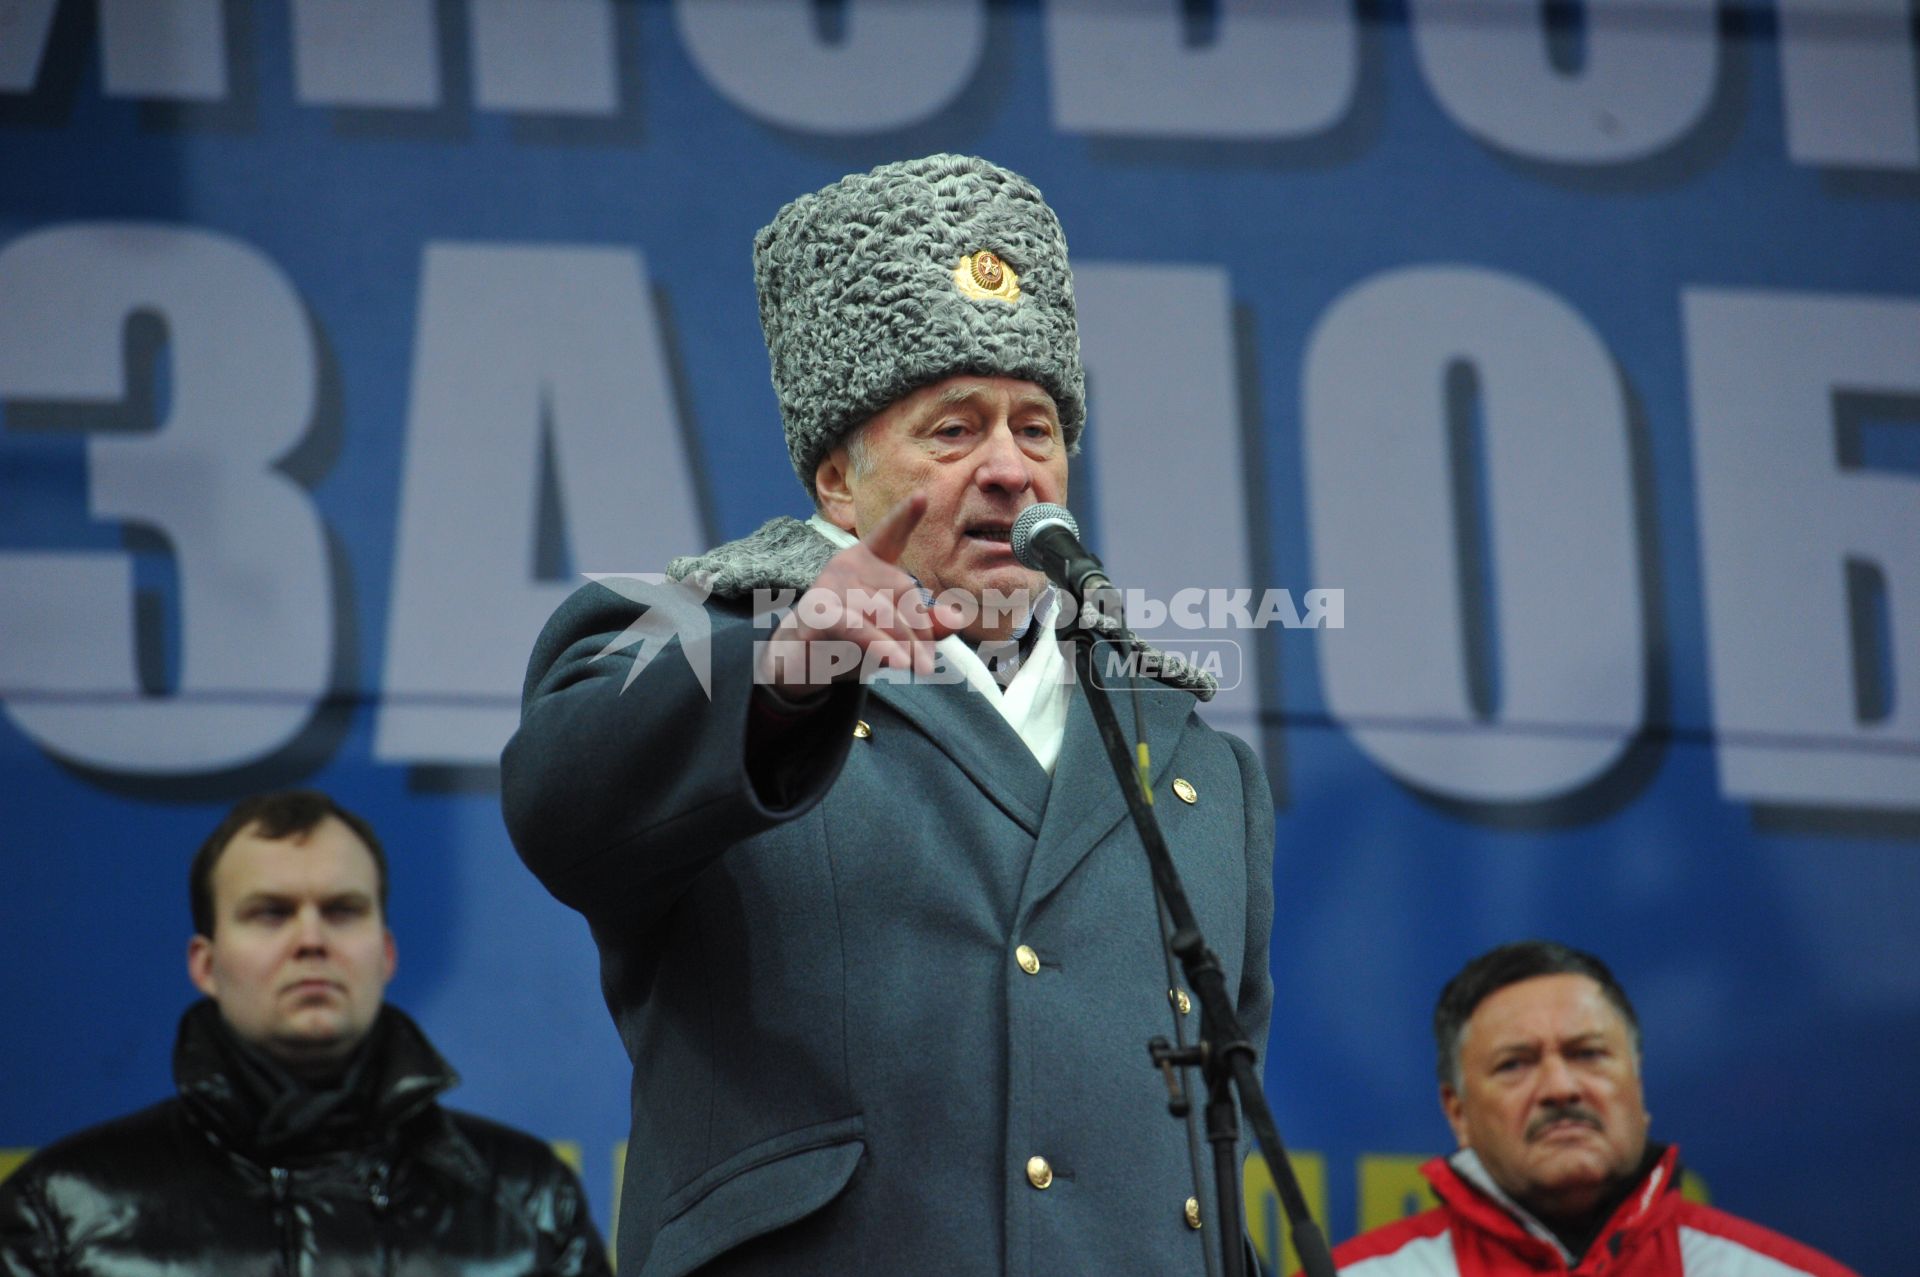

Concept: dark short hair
[[190, 790, 388, 937], [1433, 940, 1641, 1087]]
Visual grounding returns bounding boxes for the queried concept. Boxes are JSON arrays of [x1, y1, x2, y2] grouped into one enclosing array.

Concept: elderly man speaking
[[502, 154, 1276, 1275]]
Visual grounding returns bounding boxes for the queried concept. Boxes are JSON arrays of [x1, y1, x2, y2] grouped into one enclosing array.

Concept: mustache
[[1526, 1102, 1603, 1141]]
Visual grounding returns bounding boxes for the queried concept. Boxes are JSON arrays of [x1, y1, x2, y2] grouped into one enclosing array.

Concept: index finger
[[861, 492, 928, 565]]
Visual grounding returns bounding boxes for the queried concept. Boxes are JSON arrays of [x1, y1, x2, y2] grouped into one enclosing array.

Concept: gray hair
[[1434, 940, 1642, 1089]]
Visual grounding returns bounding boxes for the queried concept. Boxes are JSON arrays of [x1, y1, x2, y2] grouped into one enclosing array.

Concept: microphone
[[1011, 503, 1119, 619]]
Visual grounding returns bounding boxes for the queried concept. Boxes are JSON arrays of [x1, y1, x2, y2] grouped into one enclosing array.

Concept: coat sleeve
[[1229, 730, 1277, 1067], [450, 1112, 616, 1277], [0, 1161, 66, 1277], [536, 1153, 613, 1277], [500, 580, 863, 924]]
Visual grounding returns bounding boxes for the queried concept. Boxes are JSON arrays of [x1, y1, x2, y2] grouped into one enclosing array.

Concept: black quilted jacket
[[0, 1002, 609, 1277]]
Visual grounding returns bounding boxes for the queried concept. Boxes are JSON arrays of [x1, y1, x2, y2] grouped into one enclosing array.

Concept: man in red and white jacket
[[1320, 941, 1859, 1277]]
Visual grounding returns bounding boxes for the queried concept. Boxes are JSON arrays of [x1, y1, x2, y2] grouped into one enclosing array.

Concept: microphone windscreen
[[1011, 503, 1079, 571]]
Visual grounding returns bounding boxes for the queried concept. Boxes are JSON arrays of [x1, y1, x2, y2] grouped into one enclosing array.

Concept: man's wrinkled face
[[187, 817, 395, 1072], [818, 375, 1068, 642], [1442, 974, 1651, 1221]]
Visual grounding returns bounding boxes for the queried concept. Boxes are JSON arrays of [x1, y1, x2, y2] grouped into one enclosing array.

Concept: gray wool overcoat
[[502, 576, 1276, 1277]]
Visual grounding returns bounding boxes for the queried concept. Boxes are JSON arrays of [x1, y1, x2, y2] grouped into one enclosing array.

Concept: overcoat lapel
[[1016, 679, 1196, 923], [864, 677, 1052, 835]]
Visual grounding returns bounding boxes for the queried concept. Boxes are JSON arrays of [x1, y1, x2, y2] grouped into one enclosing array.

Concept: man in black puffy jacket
[[0, 790, 610, 1277]]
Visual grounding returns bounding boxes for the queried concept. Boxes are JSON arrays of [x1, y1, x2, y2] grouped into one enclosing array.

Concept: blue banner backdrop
[[3, 2, 1915, 1272]]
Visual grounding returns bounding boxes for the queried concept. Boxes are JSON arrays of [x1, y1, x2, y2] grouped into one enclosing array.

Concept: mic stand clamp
[[1148, 1036, 1202, 1116], [1064, 615, 1336, 1277]]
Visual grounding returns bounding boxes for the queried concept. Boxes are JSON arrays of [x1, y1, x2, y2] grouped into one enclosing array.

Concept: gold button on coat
[[852, 720, 871, 739], [1015, 944, 1041, 975], [1170, 988, 1192, 1016], [1172, 778, 1198, 804], [1027, 1156, 1053, 1189], [1185, 1196, 1202, 1229]]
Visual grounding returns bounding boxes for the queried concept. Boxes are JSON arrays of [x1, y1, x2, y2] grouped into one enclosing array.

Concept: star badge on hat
[[953, 249, 1021, 304]]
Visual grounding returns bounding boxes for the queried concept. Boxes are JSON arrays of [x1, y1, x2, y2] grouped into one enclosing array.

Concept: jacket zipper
[[269, 1166, 296, 1275], [367, 1162, 393, 1277]]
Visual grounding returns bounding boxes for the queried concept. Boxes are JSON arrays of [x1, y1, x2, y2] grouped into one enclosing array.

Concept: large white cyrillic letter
[[469, 0, 618, 116], [1046, 0, 1355, 138], [99, 0, 227, 101], [1411, 0, 1717, 162], [292, 0, 440, 108], [378, 243, 704, 765], [1304, 266, 1643, 803], [1777, 0, 1920, 170], [0, 0, 59, 92], [675, 0, 984, 133], [0, 224, 330, 772], [1076, 263, 1268, 767], [1685, 289, 1920, 807]]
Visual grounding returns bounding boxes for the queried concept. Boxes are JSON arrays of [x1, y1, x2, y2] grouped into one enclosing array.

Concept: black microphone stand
[[1064, 609, 1336, 1277]]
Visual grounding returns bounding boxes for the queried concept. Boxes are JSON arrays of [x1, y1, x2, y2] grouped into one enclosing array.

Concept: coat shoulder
[[438, 1108, 588, 1191], [1674, 1200, 1862, 1277], [1322, 1206, 1454, 1274], [2, 1099, 188, 1194]]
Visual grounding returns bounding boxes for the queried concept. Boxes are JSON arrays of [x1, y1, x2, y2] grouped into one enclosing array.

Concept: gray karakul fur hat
[[753, 153, 1086, 496]]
